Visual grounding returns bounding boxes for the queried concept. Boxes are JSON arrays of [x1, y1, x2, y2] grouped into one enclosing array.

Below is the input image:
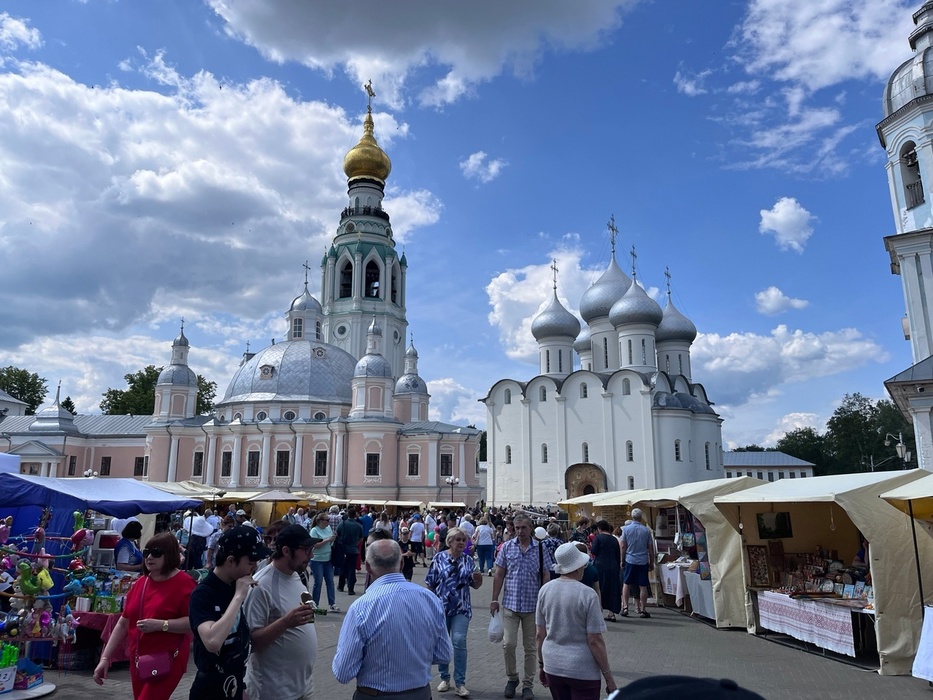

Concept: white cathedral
[[482, 225, 724, 507]]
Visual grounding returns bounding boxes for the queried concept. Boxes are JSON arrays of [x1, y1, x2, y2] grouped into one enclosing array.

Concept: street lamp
[[445, 475, 460, 501], [884, 432, 911, 464]]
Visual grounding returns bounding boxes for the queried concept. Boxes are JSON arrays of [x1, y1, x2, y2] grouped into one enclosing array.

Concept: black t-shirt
[[399, 540, 415, 576], [188, 571, 250, 698], [335, 518, 363, 550]]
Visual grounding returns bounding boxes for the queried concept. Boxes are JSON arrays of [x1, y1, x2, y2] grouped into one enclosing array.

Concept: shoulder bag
[[135, 577, 182, 682]]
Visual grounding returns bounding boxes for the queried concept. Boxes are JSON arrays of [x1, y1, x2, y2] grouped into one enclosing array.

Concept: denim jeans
[[310, 559, 335, 606], [438, 613, 470, 687], [475, 544, 495, 573]]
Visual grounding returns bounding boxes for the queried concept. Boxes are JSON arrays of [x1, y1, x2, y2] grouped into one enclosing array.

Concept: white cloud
[[427, 377, 486, 427], [0, 13, 41, 52], [673, 69, 711, 96], [762, 411, 822, 446], [460, 151, 508, 183], [205, 0, 636, 107], [759, 197, 815, 252], [693, 325, 889, 408], [755, 286, 809, 315]]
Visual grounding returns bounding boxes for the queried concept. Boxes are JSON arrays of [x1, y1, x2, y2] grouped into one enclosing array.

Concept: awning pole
[[909, 500, 925, 619]]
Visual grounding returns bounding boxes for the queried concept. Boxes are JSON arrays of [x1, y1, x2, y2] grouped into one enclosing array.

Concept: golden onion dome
[[343, 109, 392, 182]]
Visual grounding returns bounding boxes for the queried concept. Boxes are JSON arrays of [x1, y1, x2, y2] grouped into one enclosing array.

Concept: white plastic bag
[[488, 611, 504, 643]]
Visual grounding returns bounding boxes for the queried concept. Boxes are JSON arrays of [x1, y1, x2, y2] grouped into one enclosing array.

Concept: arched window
[[364, 260, 381, 298], [540, 386, 547, 402], [627, 339, 633, 365], [674, 439, 682, 462], [339, 260, 353, 298], [354, 196, 360, 209], [679, 354, 684, 374], [641, 338, 647, 364], [580, 383, 588, 399], [665, 354, 670, 373], [504, 388, 512, 405], [541, 444, 548, 463], [292, 318, 303, 339], [626, 440, 634, 462], [545, 349, 550, 373], [558, 349, 563, 373], [505, 445, 512, 464], [622, 378, 631, 396], [628, 476, 635, 489], [315, 321, 322, 340], [705, 442, 711, 470], [603, 338, 609, 368], [582, 442, 589, 462], [902, 142, 925, 209], [390, 267, 399, 304]]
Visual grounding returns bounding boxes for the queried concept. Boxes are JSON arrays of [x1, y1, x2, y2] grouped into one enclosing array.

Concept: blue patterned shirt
[[425, 550, 476, 619], [333, 573, 451, 691], [495, 538, 553, 613]]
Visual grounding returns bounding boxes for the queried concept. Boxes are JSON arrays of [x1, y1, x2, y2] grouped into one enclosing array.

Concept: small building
[[723, 451, 815, 482]]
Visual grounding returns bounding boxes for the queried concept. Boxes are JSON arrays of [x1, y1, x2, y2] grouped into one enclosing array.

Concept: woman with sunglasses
[[93, 532, 197, 700]]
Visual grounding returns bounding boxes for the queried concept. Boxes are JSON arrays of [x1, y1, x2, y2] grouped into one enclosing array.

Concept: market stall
[[558, 490, 632, 522], [715, 470, 933, 675], [596, 477, 762, 628]]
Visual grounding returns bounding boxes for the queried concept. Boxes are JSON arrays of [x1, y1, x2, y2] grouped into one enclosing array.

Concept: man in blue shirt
[[620, 508, 656, 619], [333, 539, 451, 700]]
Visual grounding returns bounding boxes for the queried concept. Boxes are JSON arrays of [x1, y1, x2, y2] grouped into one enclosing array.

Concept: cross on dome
[[550, 259, 559, 291], [607, 214, 618, 255], [665, 267, 672, 296], [630, 245, 638, 280]]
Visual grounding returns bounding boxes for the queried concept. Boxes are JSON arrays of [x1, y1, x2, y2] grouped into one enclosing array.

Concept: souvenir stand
[[0, 472, 201, 694], [715, 470, 933, 675], [558, 491, 633, 522], [597, 477, 763, 628], [879, 472, 933, 681]]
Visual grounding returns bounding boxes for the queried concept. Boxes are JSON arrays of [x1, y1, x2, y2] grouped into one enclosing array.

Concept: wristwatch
[[162, 620, 169, 632]]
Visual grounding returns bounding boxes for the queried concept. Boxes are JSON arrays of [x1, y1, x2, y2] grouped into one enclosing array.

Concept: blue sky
[[0, 1, 920, 448]]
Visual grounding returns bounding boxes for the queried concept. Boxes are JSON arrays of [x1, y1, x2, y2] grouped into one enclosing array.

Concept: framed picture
[[756, 512, 794, 539], [746, 545, 770, 587]]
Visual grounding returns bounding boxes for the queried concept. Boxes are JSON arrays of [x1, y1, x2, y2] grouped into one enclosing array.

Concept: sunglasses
[[143, 548, 164, 558]]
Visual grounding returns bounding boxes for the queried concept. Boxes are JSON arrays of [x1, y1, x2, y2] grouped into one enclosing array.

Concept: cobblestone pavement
[[40, 565, 933, 699]]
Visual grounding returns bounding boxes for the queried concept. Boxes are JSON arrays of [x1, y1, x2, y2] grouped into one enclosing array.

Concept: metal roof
[[723, 451, 815, 468], [0, 390, 28, 406], [0, 414, 151, 437]]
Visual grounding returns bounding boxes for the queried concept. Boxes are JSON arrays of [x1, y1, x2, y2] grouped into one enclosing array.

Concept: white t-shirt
[[535, 577, 606, 681], [474, 524, 495, 546], [409, 521, 425, 542], [459, 520, 475, 537], [245, 564, 317, 700]]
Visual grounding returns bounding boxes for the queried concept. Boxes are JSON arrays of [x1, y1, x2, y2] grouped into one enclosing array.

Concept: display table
[[659, 563, 690, 606], [684, 571, 715, 620], [73, 610, 128, 663], [755, 591, 868, 657]]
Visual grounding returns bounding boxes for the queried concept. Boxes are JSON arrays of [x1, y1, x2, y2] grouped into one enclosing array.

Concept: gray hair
[[631, 508, 644, 522], [512, 512, 532, 527], [446, 526, 466, 545], [366, 539, 402, 573]]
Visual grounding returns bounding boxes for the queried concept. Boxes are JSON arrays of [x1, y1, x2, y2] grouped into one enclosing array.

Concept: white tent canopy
[[716, 469, 933, 675], [881, 472, 933, 522]]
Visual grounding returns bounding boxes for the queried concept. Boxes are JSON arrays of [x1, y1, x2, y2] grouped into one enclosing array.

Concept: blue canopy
[[0, 472, 201, 518]]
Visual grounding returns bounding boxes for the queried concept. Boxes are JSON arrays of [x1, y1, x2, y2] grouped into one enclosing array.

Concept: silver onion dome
[[173, 329, 190, 347], [531, 291, 581, 340], [354, 353, 393, 378], [579, 256, 632, 323], [395, 373, 428, 394], [883, 2, 933, 118], [220, 340, 357, 404], [158, 364, 198, 387], [406, 342, 419, 358], [655, 298, 697, 343], [573, 325, 591, 354], [290, 286, 322, 314], [609, 280, 662, 327]]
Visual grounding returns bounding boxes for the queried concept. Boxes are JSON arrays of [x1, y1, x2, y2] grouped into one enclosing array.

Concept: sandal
[[605, 614, 617, 622], [639, 610, 651, 619], [620, 608, 629, 617]]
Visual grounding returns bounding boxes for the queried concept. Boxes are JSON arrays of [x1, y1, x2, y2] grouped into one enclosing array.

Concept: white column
[[292, 433, 304, 489], [259, 432, 271, 487], [231, 434, 242, 485], [331, 427, 345, 487], [167, 435, 179, 483], [40, 462, 49, 477], [205, 435, 216, 486], [458, 441, 466, 484]]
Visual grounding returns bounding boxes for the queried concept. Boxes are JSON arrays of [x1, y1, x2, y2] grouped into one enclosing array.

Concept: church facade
[[482, 233, 724, 506], [0, 98, 483, 506]]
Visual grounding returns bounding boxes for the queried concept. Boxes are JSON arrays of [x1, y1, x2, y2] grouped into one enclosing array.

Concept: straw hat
[[553, 541, 590, 575]]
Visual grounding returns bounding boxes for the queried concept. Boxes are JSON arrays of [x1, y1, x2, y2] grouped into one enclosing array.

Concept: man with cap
[[235, 509, 250, 526], [244, 524, 320, 700], [188, 525, 272, 700]]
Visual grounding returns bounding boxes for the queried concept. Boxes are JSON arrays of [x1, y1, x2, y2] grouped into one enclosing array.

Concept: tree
[[824, 393, 878, 474], [0, 366, 47, 415], [776, 427, 828, 475], [60, 396, 77, 416], [733, 444, 769, 452], [101, 365, 217, 415]]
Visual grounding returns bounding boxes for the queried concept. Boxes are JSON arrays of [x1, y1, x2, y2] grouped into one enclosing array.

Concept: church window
[[366, 453, 380, 476], [901, 142, 925, 209], [679, 354, 684, 375], [314, 450, 327, 477], [221, 451, 231, 477], [339, 261, 353, 298], [505, 446, 512, 464], [641, 339, 647, 364], [100, 456, 111, 476], [315, 321, 322, 340], [558, 350, 563, 373], [587, 362, 592, 370], [665, 354, 670, 373], [504, 389, 511, 405], [440, 453, 453, 477], [313, 411, 326, 421], [582, 442, 589, 462], [628, 476, 635, 489], [133, 456, 144, 477], [580, 383, 588, 399], [778, 471, 785, 480], [69, 455, 77, 476], [408, 453, 420, 477], [292, 318, 303, 339], [622, 378, 631, 396], [705, 443, 711, 470], [625, 441, 634, 462], [391, 267, 399, 304], [603, 338, 609, 368], [546, 350, 550, 373], [541, 444, 548, 463], [193, 452, 203, 477], [355, 196, 360, 209], [674, 440, 682, 462], [540, 386, 547, 402], [256, 411, 267, 421], [365, 260, 381, 298], [627, 339, 633, 365], [275, 450, 289, 477], [247, 451, 260, 477], [283, 410, 296, 421]]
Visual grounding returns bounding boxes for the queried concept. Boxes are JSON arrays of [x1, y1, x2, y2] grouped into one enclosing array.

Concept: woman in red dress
[[93, 531, 197, 700]]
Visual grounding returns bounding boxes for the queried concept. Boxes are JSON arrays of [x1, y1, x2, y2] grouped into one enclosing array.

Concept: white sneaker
[[329, 604, 340, 613], [455, 685, 470, 697], [438, 680, 451, 692]]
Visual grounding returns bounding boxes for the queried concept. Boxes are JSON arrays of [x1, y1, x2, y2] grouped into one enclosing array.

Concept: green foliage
[[0, 366, 48, 415], [60, 396, 77, 415], [101, 365, 216, 415], [733, 444, 770, 452], [775, 427, 827, 474]]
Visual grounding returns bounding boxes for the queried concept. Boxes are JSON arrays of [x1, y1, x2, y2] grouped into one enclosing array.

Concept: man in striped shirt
[[333, 539, 451, 700]]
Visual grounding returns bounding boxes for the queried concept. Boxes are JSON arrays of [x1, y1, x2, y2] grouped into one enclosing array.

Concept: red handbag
[[134, 577, 181, 682]]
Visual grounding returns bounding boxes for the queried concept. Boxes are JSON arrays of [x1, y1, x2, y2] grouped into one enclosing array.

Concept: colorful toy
[[14, 562, 38, 597], [0, 517, 12, 545]]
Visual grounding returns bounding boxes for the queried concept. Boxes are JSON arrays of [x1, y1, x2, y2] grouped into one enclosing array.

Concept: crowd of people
[[88, 502, 745, 700]]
